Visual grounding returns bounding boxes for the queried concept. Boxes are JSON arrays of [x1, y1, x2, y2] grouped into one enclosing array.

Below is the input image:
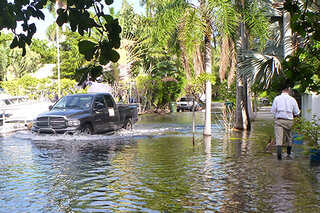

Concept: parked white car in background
[[176, 97, 201, 112]]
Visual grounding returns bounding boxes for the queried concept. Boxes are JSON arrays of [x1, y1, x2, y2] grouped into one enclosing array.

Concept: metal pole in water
[[56, 2, 61, 99], [2, 110, 5, 129]]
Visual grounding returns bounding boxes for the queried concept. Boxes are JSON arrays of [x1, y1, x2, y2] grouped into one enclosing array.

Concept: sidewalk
[[255, 106, 274, 120]]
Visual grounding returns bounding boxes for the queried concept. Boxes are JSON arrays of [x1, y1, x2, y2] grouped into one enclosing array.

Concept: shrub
[[0, 75, 86, 101], [293, 115, 320, 150]]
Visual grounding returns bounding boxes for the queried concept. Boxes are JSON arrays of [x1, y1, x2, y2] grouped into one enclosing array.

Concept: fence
[[301, 93, 320, 121]]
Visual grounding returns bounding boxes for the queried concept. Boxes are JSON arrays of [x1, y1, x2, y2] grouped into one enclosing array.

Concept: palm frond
[[238, 50, 282, 89], [210, 0, 239, 37]]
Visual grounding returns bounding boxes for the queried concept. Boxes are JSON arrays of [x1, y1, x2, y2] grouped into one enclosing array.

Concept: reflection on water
[[0, 112, 320, 212]]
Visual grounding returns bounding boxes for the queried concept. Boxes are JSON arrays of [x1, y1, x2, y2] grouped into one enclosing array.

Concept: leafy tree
[[238, 0, 320, 98], [6, 47, 42, 79], [136, 74, 154, 111], [0, 33, 12, 80], [150, 61, 185, 106], [0, 0, 122, 82], [283, 0, 320, 93], [139, 0, 216, 134], [0, 33, 47, 80], [30, 38, 56, 64], [233, 0, 271, 130], [59, 31, 87, 79]]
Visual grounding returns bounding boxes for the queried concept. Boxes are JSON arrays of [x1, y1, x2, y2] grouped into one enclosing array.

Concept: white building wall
[[302, 93, 320, 121]]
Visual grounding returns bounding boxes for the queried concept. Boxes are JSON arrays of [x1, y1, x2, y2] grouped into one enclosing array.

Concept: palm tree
[[200, 0, 213, 135], [142, 0, 214, 134], [236, 3, 294, 95], [233, 0, 270, 130], [45, 0, 67, 98], [45, 0, 68, 41], [139, 0, 243, 135]]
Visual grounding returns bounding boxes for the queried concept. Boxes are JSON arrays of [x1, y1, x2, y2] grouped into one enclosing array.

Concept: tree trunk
[[242, 79, 251, 130], [235, 20, 252, 130], [283, 11, 293, 58], [204, 34, 212, 136], [235, 74, 244, 130], [180, 43, 192, 81]]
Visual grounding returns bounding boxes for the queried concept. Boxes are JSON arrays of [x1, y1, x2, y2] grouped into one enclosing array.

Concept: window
[[104, 95, 114, 108], [95, 96, 106, 108]]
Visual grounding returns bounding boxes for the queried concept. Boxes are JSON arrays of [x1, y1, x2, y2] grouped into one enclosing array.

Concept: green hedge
[[0, 75, 86, 101]]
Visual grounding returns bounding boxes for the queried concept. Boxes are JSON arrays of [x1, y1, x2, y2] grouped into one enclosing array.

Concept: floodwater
[[0, 112, 320, 213]]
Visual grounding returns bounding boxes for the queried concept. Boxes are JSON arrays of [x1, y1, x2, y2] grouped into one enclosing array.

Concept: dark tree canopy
[[0, 0, 121, 82]]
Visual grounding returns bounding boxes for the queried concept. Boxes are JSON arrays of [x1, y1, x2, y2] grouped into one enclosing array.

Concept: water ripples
[[1, 113, 320, 212]]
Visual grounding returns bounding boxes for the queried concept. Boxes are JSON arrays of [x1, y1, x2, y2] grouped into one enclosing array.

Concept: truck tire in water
[[124, 118, 132, 130], [82, 124, 93, 134]]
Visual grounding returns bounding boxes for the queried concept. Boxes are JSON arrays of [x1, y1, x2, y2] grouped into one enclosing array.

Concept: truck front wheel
[[81, 124, 93, 134], [124, 118, 133, 130]]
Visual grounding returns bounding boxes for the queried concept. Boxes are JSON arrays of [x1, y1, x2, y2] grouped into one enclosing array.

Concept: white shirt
[[271, 93, 300, 120]]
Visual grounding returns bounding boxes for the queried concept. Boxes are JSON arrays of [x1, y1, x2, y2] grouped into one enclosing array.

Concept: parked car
[[259, 97, 269, 105], [32, 93, 138, 134], [176, 97, 201, 112]]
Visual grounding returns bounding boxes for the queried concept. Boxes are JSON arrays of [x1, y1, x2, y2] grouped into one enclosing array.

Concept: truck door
[[92, 95, 110, 132], [103, 94, 120, 130]]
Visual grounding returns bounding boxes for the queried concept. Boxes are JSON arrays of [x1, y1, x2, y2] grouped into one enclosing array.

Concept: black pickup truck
[[32, 93, 138, 134]]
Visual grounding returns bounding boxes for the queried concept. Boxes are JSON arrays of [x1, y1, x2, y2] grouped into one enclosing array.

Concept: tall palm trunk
[[235, 74, 244, 130], [200, 0, 212, 136], [204, 33, 212, 136], [283, 11, 293, 58], [242, 79, 251, 130], [235, 21, 251, 130]]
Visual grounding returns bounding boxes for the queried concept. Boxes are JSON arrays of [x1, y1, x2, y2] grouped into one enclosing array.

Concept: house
[[30, 64, 55, 79]]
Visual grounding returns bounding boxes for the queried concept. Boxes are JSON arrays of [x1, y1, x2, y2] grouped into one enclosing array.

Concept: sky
[[32, 0, 144, 40]]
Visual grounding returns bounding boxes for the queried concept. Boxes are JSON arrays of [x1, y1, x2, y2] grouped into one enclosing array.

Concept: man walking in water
[[271, 88, 300, 160]]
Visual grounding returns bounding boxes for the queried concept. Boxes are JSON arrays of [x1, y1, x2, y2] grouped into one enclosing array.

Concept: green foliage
[[135, 60, 185, 109], [60, 32, 87, 79], [1, 0, 121, 83], [0, 0, 47, 56], [0, 75, 85, 101], [282, 40, 320, 94], [213, 80, 236, 103], [7, 46, 42, 78], [294, 115, 320, 150], [136, 74, 153, 107], [0, 33, 59, 81], [285, 0, 320, 43], [0, 33, 13, 80], [151, 61, 185, 105], [283, 0, 320, 93], [30, 38, 56, 64], [57, 0, 122, 80]]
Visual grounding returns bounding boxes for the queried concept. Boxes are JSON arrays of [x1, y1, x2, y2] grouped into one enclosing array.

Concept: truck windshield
[[53, 96, 93, 109]]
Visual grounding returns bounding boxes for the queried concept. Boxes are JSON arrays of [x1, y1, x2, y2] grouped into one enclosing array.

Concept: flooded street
[[1, 112, 320, 212]]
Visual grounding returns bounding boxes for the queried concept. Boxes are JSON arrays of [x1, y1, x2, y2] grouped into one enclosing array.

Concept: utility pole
[[56, 2, 61, 99]]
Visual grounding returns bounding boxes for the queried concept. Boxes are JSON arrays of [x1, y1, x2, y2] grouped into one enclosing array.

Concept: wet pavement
[[0, 109, 319, 212]]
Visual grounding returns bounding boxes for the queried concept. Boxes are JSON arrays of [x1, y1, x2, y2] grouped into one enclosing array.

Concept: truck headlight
[[67, 119, 80, 127]]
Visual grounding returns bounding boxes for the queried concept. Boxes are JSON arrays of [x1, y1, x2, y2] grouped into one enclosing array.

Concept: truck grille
[[36, 117, 67, 128]]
